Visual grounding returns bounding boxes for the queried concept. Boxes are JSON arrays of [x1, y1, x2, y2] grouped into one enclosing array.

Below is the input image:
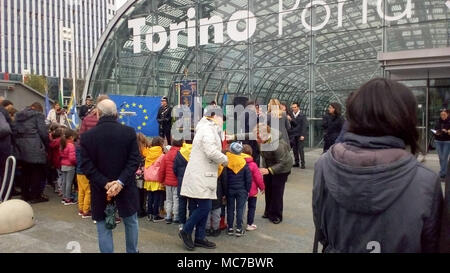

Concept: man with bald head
[[80, 99, 141, 253]]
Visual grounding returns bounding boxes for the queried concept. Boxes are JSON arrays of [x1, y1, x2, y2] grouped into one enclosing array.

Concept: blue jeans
[[182, 199, 211, 241], [96, 213, 139, 253], [435, 140, 450, 177], [227, 190, 248, 230]]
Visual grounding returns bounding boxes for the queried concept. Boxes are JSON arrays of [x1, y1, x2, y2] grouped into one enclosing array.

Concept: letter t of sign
[[128, 18, 146, 53]]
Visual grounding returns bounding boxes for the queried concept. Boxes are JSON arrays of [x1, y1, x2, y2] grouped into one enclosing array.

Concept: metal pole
[[71, 23, 76, 104], [426, 74, 430, 154], [59, 20, 64, 105], [309, 1, 316, 148]]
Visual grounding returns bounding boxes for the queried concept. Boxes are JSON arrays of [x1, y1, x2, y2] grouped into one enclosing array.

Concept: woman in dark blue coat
[[322, 102, 344, 152], [12, 102, 49, 203]]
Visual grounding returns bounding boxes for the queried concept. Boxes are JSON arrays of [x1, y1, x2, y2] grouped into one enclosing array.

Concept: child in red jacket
[[49, 127, 64, 195], [60, 129, 77, 205], [160, 138, 183, 224], [242, 145, 265, 231]]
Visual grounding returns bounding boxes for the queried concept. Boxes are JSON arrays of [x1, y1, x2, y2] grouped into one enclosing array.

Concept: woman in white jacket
[[47, 102, 68, 127], [179, 107, 228, 251]]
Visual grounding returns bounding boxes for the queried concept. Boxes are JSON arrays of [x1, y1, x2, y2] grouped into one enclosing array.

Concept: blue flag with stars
[[109, 95, 162, 137]]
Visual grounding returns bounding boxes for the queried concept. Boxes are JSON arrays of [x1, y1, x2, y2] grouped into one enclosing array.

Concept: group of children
[[137, 134, 265, 238], [47, 124, 91, 219], [46, 126, 266, 235]]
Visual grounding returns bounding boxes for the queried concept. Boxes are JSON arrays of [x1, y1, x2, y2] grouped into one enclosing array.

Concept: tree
[[24, 74, 48, 95]]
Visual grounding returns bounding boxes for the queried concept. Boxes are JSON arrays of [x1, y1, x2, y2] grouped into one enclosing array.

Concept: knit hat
[[230, 142, 243, 155]]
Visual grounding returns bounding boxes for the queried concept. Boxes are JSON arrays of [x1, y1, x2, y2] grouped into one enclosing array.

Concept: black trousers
[[159, 125, 171, 145], [264, 173, 289, 222], [20, 161, 45, 200], [291, 136, 305, 166]]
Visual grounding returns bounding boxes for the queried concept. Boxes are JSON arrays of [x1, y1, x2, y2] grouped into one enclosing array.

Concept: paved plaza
[[0, 150, 441, 253]]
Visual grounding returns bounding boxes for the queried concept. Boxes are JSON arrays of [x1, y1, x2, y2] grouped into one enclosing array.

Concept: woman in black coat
[[322, 102, 344, 152], [12, 102, 49, 203]]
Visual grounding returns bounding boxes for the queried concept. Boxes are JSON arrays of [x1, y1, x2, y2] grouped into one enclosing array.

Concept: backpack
[[144, 154, 165, 182]]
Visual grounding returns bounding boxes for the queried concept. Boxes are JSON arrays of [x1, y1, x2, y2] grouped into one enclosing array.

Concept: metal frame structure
[[83, 0, 450, 147]]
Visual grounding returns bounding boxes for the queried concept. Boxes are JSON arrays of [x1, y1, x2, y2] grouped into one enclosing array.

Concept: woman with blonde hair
[[267, 99, 291, 146]]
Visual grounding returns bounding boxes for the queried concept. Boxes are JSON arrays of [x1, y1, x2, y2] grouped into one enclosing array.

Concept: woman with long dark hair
[[322, 102, 344, 152], [313, 78, 443, 253], [434, 108, 450, 180]]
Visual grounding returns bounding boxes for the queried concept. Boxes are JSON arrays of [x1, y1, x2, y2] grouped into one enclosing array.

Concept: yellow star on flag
[[144, 116, 149, 120], [120, 109, 125, 113], [138, 126, 142, 130], [125, 104, 130, 108], [138, 105, 143, 109], [142, 122, 146, 126], [119, 115, 123, 119], [121, 122, 126, 125], [143, 109, 147, 113], [132, 103, 136, 107]]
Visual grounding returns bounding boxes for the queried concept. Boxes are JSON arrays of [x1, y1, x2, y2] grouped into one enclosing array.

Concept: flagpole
[[71, 22, 76, 108]]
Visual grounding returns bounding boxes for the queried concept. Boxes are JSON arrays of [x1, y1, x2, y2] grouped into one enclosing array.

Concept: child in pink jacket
[[60, 129, 78, 205], [242, 145, 265, 231]]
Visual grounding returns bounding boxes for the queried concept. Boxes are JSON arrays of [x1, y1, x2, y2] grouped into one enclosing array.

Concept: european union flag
[[109, 95, 162, 137]]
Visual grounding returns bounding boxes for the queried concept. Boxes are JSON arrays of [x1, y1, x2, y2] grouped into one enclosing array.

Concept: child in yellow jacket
[[143, 137, 166, 222]]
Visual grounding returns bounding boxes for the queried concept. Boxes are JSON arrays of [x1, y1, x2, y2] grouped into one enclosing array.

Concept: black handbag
[[105, 201, 117, 230]]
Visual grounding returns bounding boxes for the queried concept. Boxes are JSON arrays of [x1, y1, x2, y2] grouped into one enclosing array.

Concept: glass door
[[400, 79, 450, 154]]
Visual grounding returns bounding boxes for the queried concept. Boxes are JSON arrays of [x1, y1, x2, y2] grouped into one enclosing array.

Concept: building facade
[[0, 0, 116, 79], [84, 0, 450, 148]]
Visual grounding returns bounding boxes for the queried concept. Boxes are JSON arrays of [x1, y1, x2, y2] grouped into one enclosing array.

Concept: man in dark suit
[[288, 102, 308, 169], [80, 99, 141, 253]]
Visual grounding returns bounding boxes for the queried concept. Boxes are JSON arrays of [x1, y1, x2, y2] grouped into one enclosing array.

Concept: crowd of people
[[0, 77, 449, 253]]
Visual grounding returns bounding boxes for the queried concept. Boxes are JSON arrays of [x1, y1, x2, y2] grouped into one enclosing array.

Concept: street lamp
[[59, 21, 76, 107]]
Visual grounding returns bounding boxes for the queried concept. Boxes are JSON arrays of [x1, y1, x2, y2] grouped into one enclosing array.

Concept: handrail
[[0, 156, 17, 203]]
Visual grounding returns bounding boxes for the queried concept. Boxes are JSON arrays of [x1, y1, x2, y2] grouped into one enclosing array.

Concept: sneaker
[[212, 229, 221, 237], [271, 218, 282, 224], [227, 228, 234, 236], [147, 215, 153, 222], [235, 229, 245, 237], [64, 199, 77, 206], [301, 165, 306, 169], [78, 210, 83, 216], [165, 218, 173, 224], [152, 216, 165, 223], [93, 220, 97, 224], [206, 229, 212, 237], [262, 214, 269, 219], [246, 224, 257, 231], [194, 238, 216, 249], [178, 230, 194, 251], [82, 212, 92, 219], [178, 224, 184, 231], [115, 217, 121, 224], [292, 163, 300, 168]]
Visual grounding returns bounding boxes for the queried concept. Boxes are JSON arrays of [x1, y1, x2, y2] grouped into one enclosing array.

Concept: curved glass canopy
[[84, 0, 450, 145]]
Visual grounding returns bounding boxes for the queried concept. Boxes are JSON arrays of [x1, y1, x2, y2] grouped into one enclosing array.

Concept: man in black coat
[[288, 103, 308, 168], [80, 99, 140, 253], [157, 96, 172, 145]]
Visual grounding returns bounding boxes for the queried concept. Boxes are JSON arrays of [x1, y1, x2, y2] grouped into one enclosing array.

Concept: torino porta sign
[[128, 0, 412, 53]]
